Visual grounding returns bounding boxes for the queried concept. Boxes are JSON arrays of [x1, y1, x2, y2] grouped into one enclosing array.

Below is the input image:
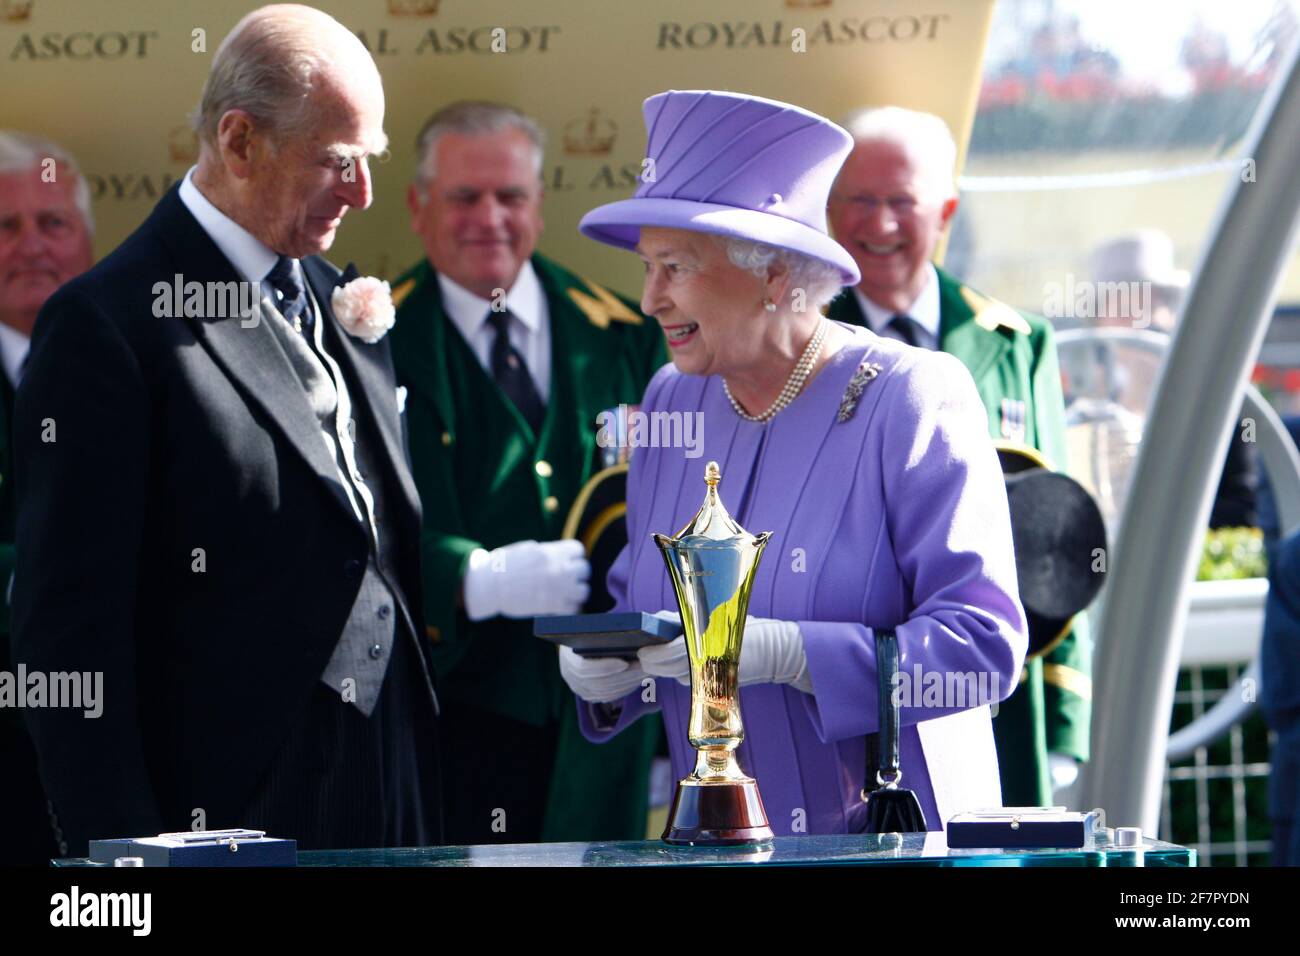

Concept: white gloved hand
[[462, 539, 590, 621], [637, 611, 691, 686], [637, 611, 812, 693], [558, 644, 647, 704]]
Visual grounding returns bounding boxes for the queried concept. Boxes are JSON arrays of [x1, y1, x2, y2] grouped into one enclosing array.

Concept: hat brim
[[580, 198, 860, 287]]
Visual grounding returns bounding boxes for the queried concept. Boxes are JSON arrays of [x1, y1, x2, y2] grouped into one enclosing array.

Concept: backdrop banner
[[1, 0, 995, 295]]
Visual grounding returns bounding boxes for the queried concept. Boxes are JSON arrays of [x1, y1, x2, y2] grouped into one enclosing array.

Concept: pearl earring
[[763, 299, 777, 312]]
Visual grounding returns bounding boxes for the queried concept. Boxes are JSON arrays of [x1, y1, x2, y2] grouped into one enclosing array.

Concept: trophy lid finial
[[670, 461, 747, 541]]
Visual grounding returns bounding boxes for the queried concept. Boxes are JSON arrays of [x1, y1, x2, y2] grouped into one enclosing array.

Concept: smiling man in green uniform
[[389, 101, 666, 843], [826, 106, 1091, 807]]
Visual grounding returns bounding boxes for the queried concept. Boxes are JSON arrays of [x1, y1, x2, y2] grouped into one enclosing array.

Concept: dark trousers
[[439, 702, 559, 845], [240, 627, 442, 850]]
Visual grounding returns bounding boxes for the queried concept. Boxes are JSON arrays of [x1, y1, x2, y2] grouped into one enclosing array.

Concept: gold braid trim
[[1042, 663, 1092, 701]]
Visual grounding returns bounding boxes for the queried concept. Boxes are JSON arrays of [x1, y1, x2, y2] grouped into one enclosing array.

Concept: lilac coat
[[579, 326, 1028, 833]]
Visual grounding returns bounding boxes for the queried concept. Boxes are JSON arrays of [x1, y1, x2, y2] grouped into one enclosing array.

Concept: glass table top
[[293, 832, 1194, 867], [55, 832, 1194, 867]]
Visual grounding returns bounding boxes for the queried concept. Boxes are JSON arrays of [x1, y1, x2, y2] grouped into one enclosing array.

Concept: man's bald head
[[189, 4, 387, 258], [193, 3, 386, 155]]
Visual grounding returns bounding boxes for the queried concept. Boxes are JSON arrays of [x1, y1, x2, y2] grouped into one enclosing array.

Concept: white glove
[[638, 611, 812, 693], [636, 611, 691, 685], [462, 539, 590, 621], [558, 644, 648, 704]]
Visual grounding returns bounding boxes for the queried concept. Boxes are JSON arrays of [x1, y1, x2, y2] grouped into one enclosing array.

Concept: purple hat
[[580, 90, 860, 286]]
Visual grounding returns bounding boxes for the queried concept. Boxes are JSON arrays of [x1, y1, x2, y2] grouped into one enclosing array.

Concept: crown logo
[[387, 0, 439, 16], [2, 0, 34, 22], [562, 109, 617, 158], [168, 126, 199, 165], [784, 0, 831, 8]]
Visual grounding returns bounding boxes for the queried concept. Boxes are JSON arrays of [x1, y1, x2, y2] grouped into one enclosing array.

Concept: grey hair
[[192, 4, 380, 149], [0, 130, 94, 236], [413, 100, 545, 196], [718, 236, 844, 312], [839, 106, 958, 201]]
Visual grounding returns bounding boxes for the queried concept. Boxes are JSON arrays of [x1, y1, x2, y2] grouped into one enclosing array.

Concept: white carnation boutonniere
[[332, 264, 395, 344]]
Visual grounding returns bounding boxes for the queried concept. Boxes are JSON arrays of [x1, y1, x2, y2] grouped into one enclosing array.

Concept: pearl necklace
[[723, 319, 828, 424]]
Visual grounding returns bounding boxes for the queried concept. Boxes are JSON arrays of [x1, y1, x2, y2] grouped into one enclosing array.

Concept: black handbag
[[847, 629, 927, 834]]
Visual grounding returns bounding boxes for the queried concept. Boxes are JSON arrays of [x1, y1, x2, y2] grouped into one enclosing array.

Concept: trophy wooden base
[[662, 778, 774, 846]]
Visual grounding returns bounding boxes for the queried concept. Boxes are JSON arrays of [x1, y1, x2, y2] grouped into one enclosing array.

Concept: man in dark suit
[[0, 131, 95, 864], [11, 4, 441, 857]]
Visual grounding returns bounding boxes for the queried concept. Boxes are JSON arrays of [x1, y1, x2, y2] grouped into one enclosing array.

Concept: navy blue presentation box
[[946, 809, 1095, 849], [534, 611, 681, 660], [88, 833, 297, 867]]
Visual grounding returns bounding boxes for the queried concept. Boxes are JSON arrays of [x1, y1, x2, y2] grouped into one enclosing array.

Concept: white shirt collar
[[178, 166, 279, 286], [853, 262, 942, 344], [437, 259, 545, 337], [0, 322, 29, 388]]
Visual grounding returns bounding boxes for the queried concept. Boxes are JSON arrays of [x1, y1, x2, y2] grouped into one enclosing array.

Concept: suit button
[[426, 625, 441, 644], [377, 605, 391, 620], [441, 431, 453, 446], [543, 496, 559, 513], [535, 460, 553, 478], [343, 559, 363, 581], [369, 643, 384, 660]]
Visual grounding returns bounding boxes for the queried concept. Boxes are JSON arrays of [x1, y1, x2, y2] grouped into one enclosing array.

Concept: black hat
[[996, 442, 1108, 658]]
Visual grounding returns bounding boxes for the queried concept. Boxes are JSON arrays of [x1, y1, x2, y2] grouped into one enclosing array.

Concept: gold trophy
[[653, 461, 774, 845]]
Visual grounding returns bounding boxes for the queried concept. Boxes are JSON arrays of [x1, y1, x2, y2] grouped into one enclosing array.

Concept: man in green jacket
[[826, 106, 1090, 807], [0, 131, 94, 863], [390, 102, 666, 844]]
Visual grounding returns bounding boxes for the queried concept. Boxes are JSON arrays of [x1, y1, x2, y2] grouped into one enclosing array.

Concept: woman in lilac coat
[[560, 90, 1027, 834]]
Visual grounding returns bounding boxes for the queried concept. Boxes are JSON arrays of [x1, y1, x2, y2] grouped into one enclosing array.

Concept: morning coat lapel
[[151, 186, 357, 521], [305, 257, 423, 524], [303, 259, 439, 704]]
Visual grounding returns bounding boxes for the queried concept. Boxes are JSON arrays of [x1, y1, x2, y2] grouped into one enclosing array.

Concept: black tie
[[486, 309, 545, 434], [888, 313, 924, 349], [266, 255, 312, 335]]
